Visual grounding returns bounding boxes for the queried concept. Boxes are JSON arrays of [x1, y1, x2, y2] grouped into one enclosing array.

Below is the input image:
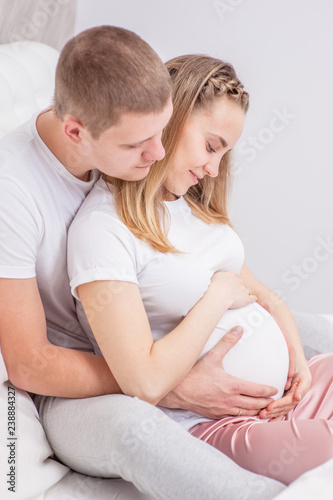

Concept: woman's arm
[[239, 264, 312, 419], [78, 272, 256, 405]]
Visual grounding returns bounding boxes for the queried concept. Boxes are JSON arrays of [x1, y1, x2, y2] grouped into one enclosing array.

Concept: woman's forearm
[[239, 264, 307, 368], [147, 283, 233, 401], [80, 280, 232, 405], [265, 294, 307, 368], [78, 274, 255, 406]]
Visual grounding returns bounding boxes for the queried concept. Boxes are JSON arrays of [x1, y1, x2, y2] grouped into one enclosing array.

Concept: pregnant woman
[[68, 54, 333, 485]]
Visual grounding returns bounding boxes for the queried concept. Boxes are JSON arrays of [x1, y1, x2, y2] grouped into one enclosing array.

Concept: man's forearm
[[9, 344, 122, 398], [0, 278, 121, 398]]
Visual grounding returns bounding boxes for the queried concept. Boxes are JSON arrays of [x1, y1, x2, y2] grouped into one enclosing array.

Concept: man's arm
[[0, 277, 121, 397], [159, 328, 277, 418]]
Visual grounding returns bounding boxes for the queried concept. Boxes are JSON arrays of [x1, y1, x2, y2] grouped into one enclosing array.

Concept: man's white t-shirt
[[68, 178, 289, 430], [0, 114, 98, 351]]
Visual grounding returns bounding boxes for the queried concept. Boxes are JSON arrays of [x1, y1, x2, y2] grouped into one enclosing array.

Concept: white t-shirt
[[68, 178, 289, 429], [0, 115, 98, 351]]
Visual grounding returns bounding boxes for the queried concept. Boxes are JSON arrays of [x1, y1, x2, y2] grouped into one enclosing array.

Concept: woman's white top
[[68, 178, 289, 430]]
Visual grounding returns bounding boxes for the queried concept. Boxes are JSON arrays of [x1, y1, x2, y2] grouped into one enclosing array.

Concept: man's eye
[[127, 141, 144, 149]]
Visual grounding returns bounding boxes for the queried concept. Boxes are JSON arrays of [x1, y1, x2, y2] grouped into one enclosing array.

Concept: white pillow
[[0, 41, 59, 138], [0, 349, 69, 499], [273, 458, 333, 500], [321, 314, 333, 326]]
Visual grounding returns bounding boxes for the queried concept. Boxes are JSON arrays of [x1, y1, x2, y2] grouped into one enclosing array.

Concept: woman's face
[[163, 97, 245, 200]]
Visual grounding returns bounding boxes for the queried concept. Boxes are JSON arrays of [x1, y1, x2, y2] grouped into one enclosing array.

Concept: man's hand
[[159, 327, 278, 419]]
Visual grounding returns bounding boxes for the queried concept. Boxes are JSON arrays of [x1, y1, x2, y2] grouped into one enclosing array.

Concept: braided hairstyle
[[167, 54, 248, 115]]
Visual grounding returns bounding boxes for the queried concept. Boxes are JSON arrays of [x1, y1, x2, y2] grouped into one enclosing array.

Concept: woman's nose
[[203, 161, 219, 177]]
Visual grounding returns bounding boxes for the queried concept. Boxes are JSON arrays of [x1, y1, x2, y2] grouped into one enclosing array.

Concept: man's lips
[[136, 162, 153, 169], [136, 162, 154, 168]]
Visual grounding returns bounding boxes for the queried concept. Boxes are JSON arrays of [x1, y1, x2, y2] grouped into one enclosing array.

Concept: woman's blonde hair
[[103, 54, 249, 252]]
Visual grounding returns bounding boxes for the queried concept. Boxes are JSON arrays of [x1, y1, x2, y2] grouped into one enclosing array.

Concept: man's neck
[[36, 109, 91, 181]]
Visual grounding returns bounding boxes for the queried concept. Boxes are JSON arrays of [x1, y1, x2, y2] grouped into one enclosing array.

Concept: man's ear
[[62, 116, 85, 144]]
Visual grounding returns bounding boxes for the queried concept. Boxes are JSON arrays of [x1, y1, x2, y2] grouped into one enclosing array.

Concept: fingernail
[[230, 326, 243, 336]]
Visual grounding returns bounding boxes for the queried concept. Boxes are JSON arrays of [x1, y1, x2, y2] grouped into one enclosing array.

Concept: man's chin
[[126, 168, 151, 181]]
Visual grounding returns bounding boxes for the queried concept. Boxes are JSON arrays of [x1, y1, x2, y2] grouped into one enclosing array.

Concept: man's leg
[[36, 394, 285, 500]]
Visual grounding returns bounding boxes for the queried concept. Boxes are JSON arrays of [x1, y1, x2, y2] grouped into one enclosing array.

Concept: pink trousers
[[190, 353, 333, 485]]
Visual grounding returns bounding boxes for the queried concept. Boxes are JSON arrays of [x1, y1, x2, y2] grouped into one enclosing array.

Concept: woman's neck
[[163, 188, 180, 202]]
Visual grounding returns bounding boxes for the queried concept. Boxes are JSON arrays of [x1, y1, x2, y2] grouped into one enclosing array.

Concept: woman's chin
[[164, 189, 184, 200]]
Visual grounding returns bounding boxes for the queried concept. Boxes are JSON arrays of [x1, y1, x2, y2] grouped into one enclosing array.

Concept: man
[[0, 26, 284, 499]]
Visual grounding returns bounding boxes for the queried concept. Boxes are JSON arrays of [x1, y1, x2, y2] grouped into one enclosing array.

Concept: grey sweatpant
[[36, 394, 284, 500]]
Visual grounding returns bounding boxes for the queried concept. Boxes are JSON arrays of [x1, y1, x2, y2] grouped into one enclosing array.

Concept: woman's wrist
[[295, 353, 309, 372], [204, 280, 233, 311]]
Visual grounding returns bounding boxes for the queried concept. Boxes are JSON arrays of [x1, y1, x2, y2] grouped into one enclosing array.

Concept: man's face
[[84, 99, 173, 181]]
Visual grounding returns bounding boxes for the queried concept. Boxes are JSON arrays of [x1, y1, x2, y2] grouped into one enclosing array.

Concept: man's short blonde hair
[[54, 25, 171, 138]]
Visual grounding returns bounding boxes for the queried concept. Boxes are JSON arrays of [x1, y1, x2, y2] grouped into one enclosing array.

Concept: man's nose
[[142, 138, 165, 162]]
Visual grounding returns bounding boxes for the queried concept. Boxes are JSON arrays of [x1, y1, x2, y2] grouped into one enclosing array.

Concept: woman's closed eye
[[207, 143, 217, 153]]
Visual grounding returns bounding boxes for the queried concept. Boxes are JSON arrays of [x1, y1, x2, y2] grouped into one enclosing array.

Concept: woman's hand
[[210, 271, 257, 309], [256, 300, 311, 421], [259, 363, 312, 421]]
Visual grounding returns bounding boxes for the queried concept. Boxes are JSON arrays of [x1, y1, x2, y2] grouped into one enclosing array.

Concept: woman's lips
[[190, 170, 200, 184]]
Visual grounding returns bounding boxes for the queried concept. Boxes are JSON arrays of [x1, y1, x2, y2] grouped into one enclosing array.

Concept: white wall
[[0, 0, 77, 50], [75, 0, 333, 314]]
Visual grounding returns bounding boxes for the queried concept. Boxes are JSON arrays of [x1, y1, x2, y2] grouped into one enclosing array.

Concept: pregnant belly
[[200, 303, 289, 400]]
